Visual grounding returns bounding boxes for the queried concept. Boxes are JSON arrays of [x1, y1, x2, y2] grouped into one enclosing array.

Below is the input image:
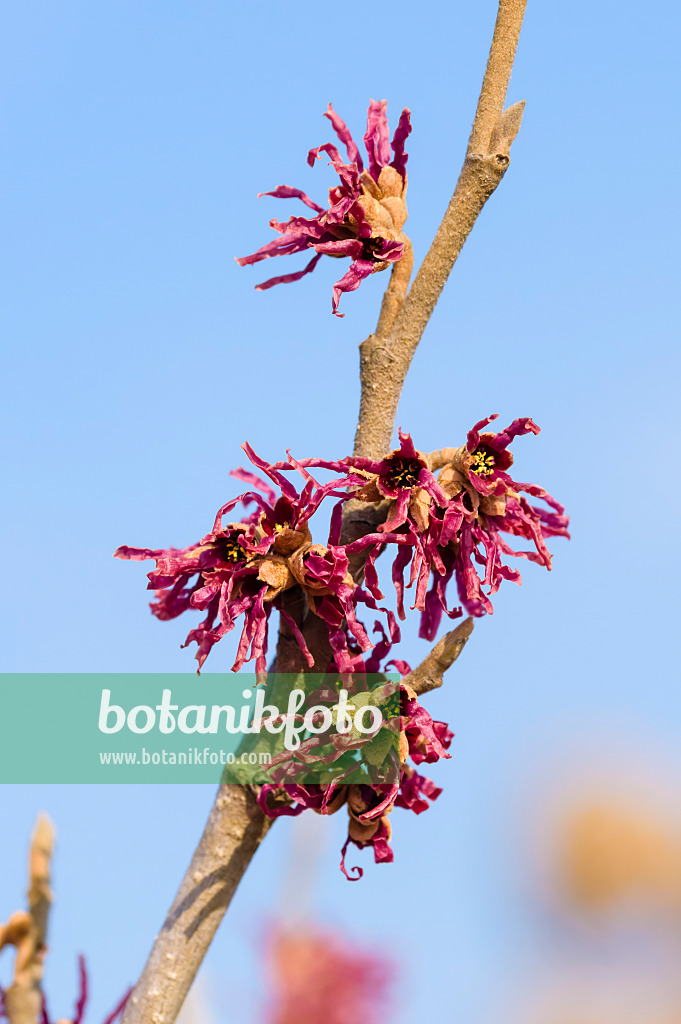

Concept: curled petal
[[363, 99, 391, 181], [255, 253, 322, 291], [279, 609, 314, 668], [114, 544, 164, 561], [101, 988, 133, 1024], [235, 232, 311, 268], [397, 768, 442, 814], [229, 467, 277, 506], [307, 140, 345, 170], [491, 417, 541, 450], [331, 259, 375, 317], [258, 784, 308, 818], [340, 838, 363, 881], [390, 108, 412, 179], [73, 955, 88, 1024], [323, 103, 363, 168], [371, 238, 404, 262], [257, 184, 325, 214], [314, 238, 364, 259], [242, 442, 300, 499], [466, 414, 499, 451]]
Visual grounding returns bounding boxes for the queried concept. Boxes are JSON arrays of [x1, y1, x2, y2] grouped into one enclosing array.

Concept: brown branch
[[353, 0, 527, 461], [403, 618, 474, 696], [1, 815, 55, 1024], [120, 786, 271, 1024], [119, 4, 526, 1019], [374, 236, 414, 339]]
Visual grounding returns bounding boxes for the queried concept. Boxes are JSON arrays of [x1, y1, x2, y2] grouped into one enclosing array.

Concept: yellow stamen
[[218, 536, 245, 563], [470, 449, 495, 477], [386, 457, 422, 489]]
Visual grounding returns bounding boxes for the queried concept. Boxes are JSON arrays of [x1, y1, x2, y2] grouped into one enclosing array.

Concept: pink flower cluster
[[265, 923, 393, 1023], [116, 415, 568, 675], [116, 417, 567, 875], [257, 679, 453, 880]]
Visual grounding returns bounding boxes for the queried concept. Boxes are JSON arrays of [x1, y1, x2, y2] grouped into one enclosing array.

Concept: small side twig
[[0, 815, 55, 1024], [403, 618, 474, 696], [374, 236, 414, 339]]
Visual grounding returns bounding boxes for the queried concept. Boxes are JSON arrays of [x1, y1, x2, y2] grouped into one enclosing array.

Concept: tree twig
[[353, 0, 527, 460], [374, 237, 414, 339], [0, 815, 55, 1024], [403, 618, 474, 696], [120, 787, 271, 1024]]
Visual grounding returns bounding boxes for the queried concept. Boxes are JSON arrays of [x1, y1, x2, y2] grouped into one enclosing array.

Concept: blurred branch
[[0, 815, 55, 1024]]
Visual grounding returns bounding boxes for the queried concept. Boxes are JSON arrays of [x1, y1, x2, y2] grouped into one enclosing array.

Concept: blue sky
[[1, 1, 680, 1021]]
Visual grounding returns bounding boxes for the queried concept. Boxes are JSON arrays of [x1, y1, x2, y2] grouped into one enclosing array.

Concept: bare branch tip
[[489, 100, 526, 156], [446, 615, 475, 644], [405, 617, 474, 697], [32, 814, 55, 851], [437, 616, 474, 666]]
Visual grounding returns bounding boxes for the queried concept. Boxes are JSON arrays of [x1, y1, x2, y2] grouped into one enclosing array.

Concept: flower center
[[470, 448, 495, 477], [215, 534, 246, 564], [385, 457, 422, 490], [362, 237, 386, 262]]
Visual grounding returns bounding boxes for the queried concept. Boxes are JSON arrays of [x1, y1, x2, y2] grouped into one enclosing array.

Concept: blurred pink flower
[[264, 924, 393, 1024]]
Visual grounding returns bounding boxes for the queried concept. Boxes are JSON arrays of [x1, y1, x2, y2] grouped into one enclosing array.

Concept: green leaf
[[362, 728, 398, 768]]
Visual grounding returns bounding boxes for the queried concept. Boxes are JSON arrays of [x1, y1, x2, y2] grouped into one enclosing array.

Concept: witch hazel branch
[[117, 3, 564, 1022]]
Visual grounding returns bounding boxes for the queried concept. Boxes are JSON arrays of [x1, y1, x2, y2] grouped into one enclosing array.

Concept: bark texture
[[120, 787, 271, 1024]]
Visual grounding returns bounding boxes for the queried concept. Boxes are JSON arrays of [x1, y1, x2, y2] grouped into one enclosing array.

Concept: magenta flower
[[338, 428, 447, 528], [419, 415, 570, 637], [402, 687, 454, 764], [258, 672, 453, 881], [339, 683, 452, 879], [236, 99, 411, 315], [336, 429, 449, 615], [115, 486, 278, 674], [298, 429, 448, 619], [395, 766, 444, 815], [340, 786, 396, 878], [114, 452, 355, 674]]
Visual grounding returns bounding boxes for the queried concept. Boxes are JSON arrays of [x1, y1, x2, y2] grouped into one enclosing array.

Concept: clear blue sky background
[[1, 1, 680, 1021]]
